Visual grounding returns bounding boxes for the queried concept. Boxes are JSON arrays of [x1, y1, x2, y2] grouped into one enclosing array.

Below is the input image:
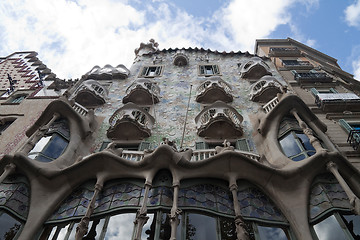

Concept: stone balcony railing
[[294, 72, 332, 83], [123, 78, 160, 105], [315, 93, 360, 112], [196, 76, 233, 103], [107, 102, 155, 140], [72, 79, 108, 107], [282, 60, 313, 70], [121, 150, 145, 161], [250, 76, 283, 103], [72, 102, 89, 117], [262, 96, 280, 113], [240, 57, 272, 79], [269, 47, 301, 57], [195, 101, 243, 139]]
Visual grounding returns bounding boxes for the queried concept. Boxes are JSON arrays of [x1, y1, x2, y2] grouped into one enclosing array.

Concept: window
[[10, 94, 26, 103], [0, 210, 23, 239], [312, 213, 360, 240], [339, 119, 360, 150], [278, 116, 316, 161], [310, 88, 337, 96], [28, 118, 70, 162], [0, 118, 15, 134], [199, 65, 220, 76], [140, 66, 163, 77]]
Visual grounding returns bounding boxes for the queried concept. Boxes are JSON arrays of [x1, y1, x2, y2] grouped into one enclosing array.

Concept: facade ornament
[[215, 139, 235, 154], [327, 161, 360, 215], [161, 137, 178, 151], [169, 183, 181, 239], [75, 183, 103, 240], [104, 142, 124, 156]]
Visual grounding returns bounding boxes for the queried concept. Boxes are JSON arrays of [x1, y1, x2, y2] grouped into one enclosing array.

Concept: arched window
[[309, 174, 359, 240], [28, 118, 70, 162], [278, 116, 316, 161]]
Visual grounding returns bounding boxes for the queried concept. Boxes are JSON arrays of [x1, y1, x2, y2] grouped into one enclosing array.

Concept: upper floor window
[[10, 94, 26, 103], [140, 66, 163, 77], [278, 116, 316, 161], [310, 87, 337, 96], [0, 118, 15, 134], [28, 118, 70, 162], [199, 64, 220, 76]]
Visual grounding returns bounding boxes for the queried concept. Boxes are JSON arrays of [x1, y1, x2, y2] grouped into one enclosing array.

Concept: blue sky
[[0, 0, 360, 80]]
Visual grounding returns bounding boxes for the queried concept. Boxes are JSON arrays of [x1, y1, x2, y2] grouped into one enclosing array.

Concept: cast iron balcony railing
[[315, 93, 360, 112], [294, 72, 332, 83], [123, 78, 160, 105], [196, 76, 233, 103], [72, 80, 108, 107], [107, 102, 155, 140], [282, 60, 313, 70], [250, 76, 283, 103], [269, 47, 301, 57], [347, 130, 360, 150], [195, 101, 243, 139]]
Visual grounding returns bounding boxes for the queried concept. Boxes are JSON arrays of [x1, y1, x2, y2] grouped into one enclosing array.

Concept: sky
[[0, 0, 360, 80]]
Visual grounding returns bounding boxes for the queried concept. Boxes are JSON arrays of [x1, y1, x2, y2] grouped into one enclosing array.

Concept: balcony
[[282, 60, 313, 70], [294, 72, 332, 84], [72, 80, 108, 107], [240, 57, 272, 79], [195, 101, 243, 139], [269, 47, 301, 57], [315, 93, 360, 112], [122, 78, 160, 105], [107, 102, 155, 140], [87, 64, 130, 80], [347, 130, 360, 150], [191, 149, 260, 162], [196, 76, 233, 103], [250, 76, 283, 103]]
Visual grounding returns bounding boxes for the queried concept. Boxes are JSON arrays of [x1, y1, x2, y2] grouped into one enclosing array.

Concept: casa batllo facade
[[0, 38, 360, 240]]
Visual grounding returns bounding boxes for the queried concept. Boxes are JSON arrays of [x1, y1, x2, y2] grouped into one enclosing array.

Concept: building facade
[[0, 38, 360, 240]]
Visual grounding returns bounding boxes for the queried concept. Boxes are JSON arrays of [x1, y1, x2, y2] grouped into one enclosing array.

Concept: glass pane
[[279, 133, 302, 157], [313, 215, 347, 240], [57, 224, 70, 240], [0, 212, 22, 239], [291, 154, 306, 162], [177, 214, 183, 240], [159, 213, 171, 240], [257, 225, 288, 240], [105, 213, 136, 240], [296, 133, 315, 151], [186, 213, 217, 240], [142, 213, 155, 240], [342, 214, 360, 239], [42, 134, 68, 159], [219, 217, 236, 240], [29, 136, 51, 154]]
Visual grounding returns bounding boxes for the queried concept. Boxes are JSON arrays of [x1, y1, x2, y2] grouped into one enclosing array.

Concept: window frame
[[0, 118, 15, 134], [139, 65, 163, 78], [198, 64, 221, 76]]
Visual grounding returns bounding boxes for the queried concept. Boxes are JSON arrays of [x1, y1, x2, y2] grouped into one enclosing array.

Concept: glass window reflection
[[313, 215, 347, 240], [342, 215, 360, 239], [0, 211, 22, 239], [257, 225, 288, 240], [186, 213, 217, 240], [105, 213, 136, 240]]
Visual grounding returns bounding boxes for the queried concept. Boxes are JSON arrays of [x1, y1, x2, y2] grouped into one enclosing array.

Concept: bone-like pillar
[[0, 163, 16, 184], [327, 161, 360, 215], [169, 182, 182, 240], [133, 181, 152, 240], [20, 113, 60, 154], [291, 109, 324, 152], [229, 181, 250, 240], [75, 182, 103, 240]]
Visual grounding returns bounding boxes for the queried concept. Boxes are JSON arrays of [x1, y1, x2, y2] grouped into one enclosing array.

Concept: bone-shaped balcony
[[240, 57, 272, 79], [122, 78, 160, 105], [250, 76, 283, 103], [195, 101, 243, 139], [196, 76, 233, 104], [72, 80, 108, 107], [107, 103, 155, 140]]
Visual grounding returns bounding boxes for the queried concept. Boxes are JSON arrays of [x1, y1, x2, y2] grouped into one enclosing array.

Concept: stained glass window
[[0, 175, 30, 219]]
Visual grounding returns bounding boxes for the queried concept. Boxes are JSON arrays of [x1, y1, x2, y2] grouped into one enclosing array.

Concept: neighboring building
[[0, 38, 360, 240]]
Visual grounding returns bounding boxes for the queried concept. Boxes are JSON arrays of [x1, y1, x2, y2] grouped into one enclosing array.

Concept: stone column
[[133, 181, 151, 240], [20, 113, 60, 154], [75, 182, 103, 240], [0, 163, 16, 184], [327, 161, 360, 215], [229, 182, 249, 240], [291, 109, 324, 152], [169, 182, 182, 240]]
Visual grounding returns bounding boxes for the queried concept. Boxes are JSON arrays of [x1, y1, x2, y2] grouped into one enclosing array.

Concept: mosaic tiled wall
[[92, 50, 284, 151]]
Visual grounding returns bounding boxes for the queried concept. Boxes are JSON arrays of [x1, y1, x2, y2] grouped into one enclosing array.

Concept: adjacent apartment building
[[0, 38, 360, 240]]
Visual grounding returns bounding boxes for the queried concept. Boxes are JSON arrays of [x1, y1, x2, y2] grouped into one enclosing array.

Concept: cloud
[[345, 0, 360, 27], [347, 45, 360, 80], [353, 58, 360, 80], [0, 0, 320, 78]]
